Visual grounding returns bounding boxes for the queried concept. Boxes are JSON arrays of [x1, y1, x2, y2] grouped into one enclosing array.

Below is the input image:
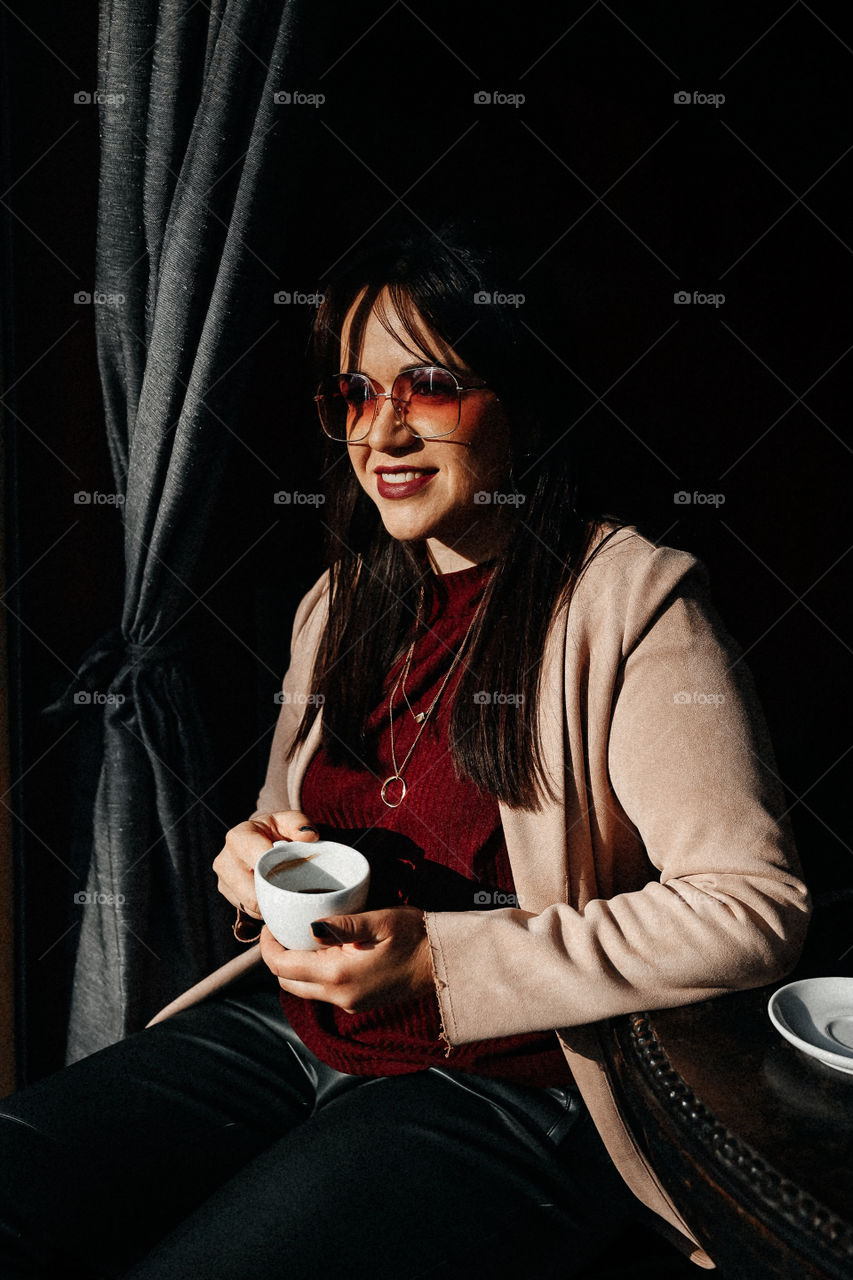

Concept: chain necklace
[[400, 584, 428, 725], [380, 590, 486, 809]]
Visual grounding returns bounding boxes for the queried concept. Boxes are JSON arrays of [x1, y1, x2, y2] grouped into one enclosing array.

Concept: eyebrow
[[343, 360, 471, 380]]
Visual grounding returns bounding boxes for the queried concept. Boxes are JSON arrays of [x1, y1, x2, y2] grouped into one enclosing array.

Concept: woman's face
[[339, 288, 515, 572]]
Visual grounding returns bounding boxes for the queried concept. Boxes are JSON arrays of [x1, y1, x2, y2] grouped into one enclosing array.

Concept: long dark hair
[[288, 218, 626, 810]]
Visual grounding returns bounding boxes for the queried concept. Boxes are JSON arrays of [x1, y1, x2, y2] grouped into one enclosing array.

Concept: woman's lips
[[375, 468, 438, 500]]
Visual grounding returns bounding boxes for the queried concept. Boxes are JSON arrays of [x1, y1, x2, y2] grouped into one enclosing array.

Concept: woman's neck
[[425, 517, 515, 573]]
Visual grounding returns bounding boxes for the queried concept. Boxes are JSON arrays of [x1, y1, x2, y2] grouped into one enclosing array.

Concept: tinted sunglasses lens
[[395, 368, 459, 436], [318, 374, 373, 440]]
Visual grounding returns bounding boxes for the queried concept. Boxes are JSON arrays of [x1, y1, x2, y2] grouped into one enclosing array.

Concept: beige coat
[[152, 523, 811, 1267]]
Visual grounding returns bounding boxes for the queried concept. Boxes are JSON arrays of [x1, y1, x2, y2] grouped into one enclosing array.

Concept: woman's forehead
[[340, 286, 465, 372]]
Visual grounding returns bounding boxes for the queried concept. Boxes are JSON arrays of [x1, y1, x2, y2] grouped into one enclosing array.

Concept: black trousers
[[0, 968, 640, 1279]]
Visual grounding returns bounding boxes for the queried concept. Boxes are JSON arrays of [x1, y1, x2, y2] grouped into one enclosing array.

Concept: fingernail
[[299, 825, 318, 833], [311, 921, 336, 939]]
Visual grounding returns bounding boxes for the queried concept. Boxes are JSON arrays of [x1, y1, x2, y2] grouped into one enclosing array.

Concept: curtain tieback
[[40, 625, 199, 725]]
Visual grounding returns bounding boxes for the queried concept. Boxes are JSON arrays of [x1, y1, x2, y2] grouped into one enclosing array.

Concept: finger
[[272, 810, 320, 841], [275, 977, 338, 1003], [217, 876, 260, 916], [309, 920, 348, 944], [260, 939, 335, 986], [310, 911, 384, 946], [259, 924, 288, 971], [213, 875, 259, 915]]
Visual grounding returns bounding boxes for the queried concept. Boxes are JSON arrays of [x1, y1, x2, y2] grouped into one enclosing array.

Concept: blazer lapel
[[499, 603, 573, 912], [288, 712, 323, 811]]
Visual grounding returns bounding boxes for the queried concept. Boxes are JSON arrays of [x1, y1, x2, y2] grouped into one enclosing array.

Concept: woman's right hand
[[213, 811, 320, 920]]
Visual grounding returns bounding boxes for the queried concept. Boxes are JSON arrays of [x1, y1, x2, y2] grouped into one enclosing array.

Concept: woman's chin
[[377, 509, 438, 545]]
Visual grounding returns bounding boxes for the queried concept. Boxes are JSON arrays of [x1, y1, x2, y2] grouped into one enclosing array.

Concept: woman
[[0, 223, 810, 1278]]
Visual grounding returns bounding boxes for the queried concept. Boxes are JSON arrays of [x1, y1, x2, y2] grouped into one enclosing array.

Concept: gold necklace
[[401, 584, 427, 724], [380, 592, 486, 809]]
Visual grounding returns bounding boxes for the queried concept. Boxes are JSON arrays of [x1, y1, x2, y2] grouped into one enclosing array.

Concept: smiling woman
[[325, 295, 512, 568], [0, 218, 811, 1279], [294, 224, 608, 810]]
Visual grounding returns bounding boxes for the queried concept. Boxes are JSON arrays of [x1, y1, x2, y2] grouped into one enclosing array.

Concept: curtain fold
[[51, 0, 313, 1061]]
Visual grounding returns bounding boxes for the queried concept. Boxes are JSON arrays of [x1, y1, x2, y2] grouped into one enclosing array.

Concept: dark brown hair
[[288, 219, 626, 810]]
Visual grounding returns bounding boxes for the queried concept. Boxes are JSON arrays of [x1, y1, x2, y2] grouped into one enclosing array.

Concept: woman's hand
[[212, 810, 319, 920], [259, 906, 435, 1013]]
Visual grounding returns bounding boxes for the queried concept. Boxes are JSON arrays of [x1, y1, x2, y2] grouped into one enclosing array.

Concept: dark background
[[2, 2, 851, 1083]]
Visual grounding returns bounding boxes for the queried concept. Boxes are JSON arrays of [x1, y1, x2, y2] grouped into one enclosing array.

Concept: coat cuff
[[423, 910, 456, 1052], [423, 906, 539, 1046]]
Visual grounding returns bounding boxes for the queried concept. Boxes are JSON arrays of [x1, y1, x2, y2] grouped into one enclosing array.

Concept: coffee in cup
[[254, 840, 371, 950]]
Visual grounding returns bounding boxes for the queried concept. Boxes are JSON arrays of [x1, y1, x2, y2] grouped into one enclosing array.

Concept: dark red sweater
[[280, 560, 574, 1086]]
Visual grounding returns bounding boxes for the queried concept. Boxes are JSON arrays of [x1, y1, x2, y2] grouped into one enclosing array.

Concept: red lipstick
[[375, 467, 438, 500]]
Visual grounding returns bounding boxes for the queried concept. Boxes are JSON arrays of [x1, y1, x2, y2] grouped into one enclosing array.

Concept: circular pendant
[[380, 775, 407, 808]]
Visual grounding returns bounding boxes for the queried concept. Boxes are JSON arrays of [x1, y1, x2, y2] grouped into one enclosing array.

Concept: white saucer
[[768, 977, 853, 1076]]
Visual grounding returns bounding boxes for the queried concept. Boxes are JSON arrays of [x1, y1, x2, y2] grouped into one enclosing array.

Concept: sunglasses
[[314, 365, 494, 443]]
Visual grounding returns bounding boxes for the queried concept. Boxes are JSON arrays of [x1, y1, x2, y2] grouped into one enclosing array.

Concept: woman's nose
[[365, 393, 412, 450]]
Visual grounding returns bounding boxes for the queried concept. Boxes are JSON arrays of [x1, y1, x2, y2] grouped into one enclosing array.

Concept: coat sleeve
[[423, 546, 812, 1044], [248, 571, 330, 819]]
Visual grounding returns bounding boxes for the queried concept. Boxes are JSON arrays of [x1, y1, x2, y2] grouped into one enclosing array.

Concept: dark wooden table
[[604, 976, 853, 1279]]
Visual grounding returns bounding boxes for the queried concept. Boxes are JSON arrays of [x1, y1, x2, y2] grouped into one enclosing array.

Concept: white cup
[[254, 839, 371, 951]]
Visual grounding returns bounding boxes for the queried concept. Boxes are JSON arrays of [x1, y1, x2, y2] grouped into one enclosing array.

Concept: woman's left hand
[[259, 906, 435, 1013]]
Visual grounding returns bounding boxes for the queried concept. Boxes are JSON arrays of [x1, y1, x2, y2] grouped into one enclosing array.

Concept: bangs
[[328, 283, 471, 379], [312, 224, 500, 389], [310, 220, 547, 463]]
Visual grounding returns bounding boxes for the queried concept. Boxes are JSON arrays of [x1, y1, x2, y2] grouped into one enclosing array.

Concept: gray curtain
[[46, 0, 316, 1061]]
